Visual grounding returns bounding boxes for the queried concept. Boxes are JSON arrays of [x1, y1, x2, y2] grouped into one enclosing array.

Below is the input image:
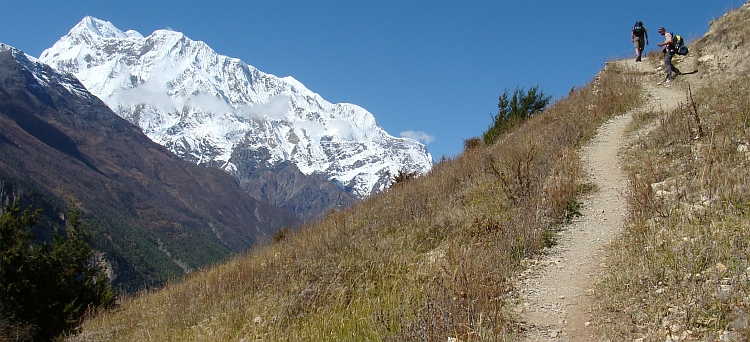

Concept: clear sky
[[1, 0, 745, 159]]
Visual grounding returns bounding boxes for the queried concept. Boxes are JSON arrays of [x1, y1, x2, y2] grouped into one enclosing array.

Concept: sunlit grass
[[597, 5, 750, 339], [71, 61, 642, 341]]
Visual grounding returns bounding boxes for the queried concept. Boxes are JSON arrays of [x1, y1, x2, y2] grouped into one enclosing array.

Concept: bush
[[463, 137, 482, 151], [389, 169, 418, 188], [483, 85, 552, 145], [0, 201, 116, 341]]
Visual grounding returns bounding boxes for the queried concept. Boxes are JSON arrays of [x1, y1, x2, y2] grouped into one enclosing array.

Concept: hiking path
[[513, 58, 688, 341]]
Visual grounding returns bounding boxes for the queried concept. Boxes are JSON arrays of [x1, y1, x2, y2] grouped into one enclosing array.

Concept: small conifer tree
[[389, 169, 418, 188], [0, 201, 115, 341], [483, 85, 551, 145]]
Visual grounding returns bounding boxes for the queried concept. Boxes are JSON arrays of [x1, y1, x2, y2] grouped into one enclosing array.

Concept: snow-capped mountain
[[0, 42, 300, 289], [1, 43, 92, 102], [40, 17, 433, 199]]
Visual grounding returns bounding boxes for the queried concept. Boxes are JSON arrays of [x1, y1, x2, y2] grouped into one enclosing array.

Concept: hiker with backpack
[[657, 27, 681, 84], [631, 21, 649, 62]]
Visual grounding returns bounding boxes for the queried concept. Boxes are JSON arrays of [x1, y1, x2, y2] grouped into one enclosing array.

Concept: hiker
[[631, 21, 648, 62], [657, 27, 681, 84]]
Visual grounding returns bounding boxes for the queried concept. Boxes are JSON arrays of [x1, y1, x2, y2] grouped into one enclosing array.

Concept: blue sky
[[1, 0, 745, 159]]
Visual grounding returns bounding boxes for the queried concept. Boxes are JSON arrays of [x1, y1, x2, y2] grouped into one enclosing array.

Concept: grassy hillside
[[71, 3, 750, 340], [598, 3, 750, 341], [70, 50, 640, 339]]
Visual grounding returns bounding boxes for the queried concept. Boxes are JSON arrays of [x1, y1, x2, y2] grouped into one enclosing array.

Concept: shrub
[[0, 201, 116, 341], [463, 137, 482, 151], [483, 85, 552, 145], [389, 169, 418, 188]]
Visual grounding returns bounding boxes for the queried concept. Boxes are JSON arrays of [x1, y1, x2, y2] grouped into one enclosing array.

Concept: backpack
[[672, 33, 689, 55], [632, 21, 645, 37]]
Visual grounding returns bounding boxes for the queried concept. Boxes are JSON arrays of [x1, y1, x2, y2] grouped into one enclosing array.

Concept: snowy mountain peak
[[74, 16, 142, 39], [1, 43, 91, 99], [0, 43, 21, 58], [39, 18, 433, 199]]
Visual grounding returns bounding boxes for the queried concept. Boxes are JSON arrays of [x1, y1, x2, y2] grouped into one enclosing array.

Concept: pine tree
[[0, 201, 115, 341], [483, 85, 552, 145]]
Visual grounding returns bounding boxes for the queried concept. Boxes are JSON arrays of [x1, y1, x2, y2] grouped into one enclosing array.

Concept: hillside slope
[[67, 31, 643, 342], [594, 3, 750, 341], [68, 3, 750, 341], [514, 59, 688, 341], [513, 4, 750, 341]]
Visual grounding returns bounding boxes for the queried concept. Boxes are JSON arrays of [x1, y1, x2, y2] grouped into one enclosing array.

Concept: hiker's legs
[[634, 37, 643, 61], [664, 51, 674, 80], [667, 52, 680, 77]]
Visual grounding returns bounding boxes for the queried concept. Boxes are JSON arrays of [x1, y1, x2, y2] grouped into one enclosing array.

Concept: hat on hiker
[[658, 27, 665, 33]]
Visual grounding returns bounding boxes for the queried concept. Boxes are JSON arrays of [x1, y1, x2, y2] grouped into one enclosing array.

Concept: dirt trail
[[514, 59, 688, 341]]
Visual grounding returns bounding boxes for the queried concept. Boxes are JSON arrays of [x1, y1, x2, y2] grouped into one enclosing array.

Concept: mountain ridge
[[39, 17, 433, 220], [0, 43, 300, 290]]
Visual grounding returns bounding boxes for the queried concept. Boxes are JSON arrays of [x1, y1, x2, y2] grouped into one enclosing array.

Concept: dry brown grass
[[70, 62, 641, 341], [601, 79, 750, 341], [596, 5, 750, 340]]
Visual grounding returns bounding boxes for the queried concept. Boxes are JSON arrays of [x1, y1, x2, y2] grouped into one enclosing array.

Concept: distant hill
[[0, 44, 300, 291]]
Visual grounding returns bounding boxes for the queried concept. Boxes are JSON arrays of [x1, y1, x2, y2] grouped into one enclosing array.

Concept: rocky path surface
[[514, 59, 687, 341]]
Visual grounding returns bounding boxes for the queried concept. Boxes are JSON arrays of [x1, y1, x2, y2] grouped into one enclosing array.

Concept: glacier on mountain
[[39, 16, 433, 198]]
